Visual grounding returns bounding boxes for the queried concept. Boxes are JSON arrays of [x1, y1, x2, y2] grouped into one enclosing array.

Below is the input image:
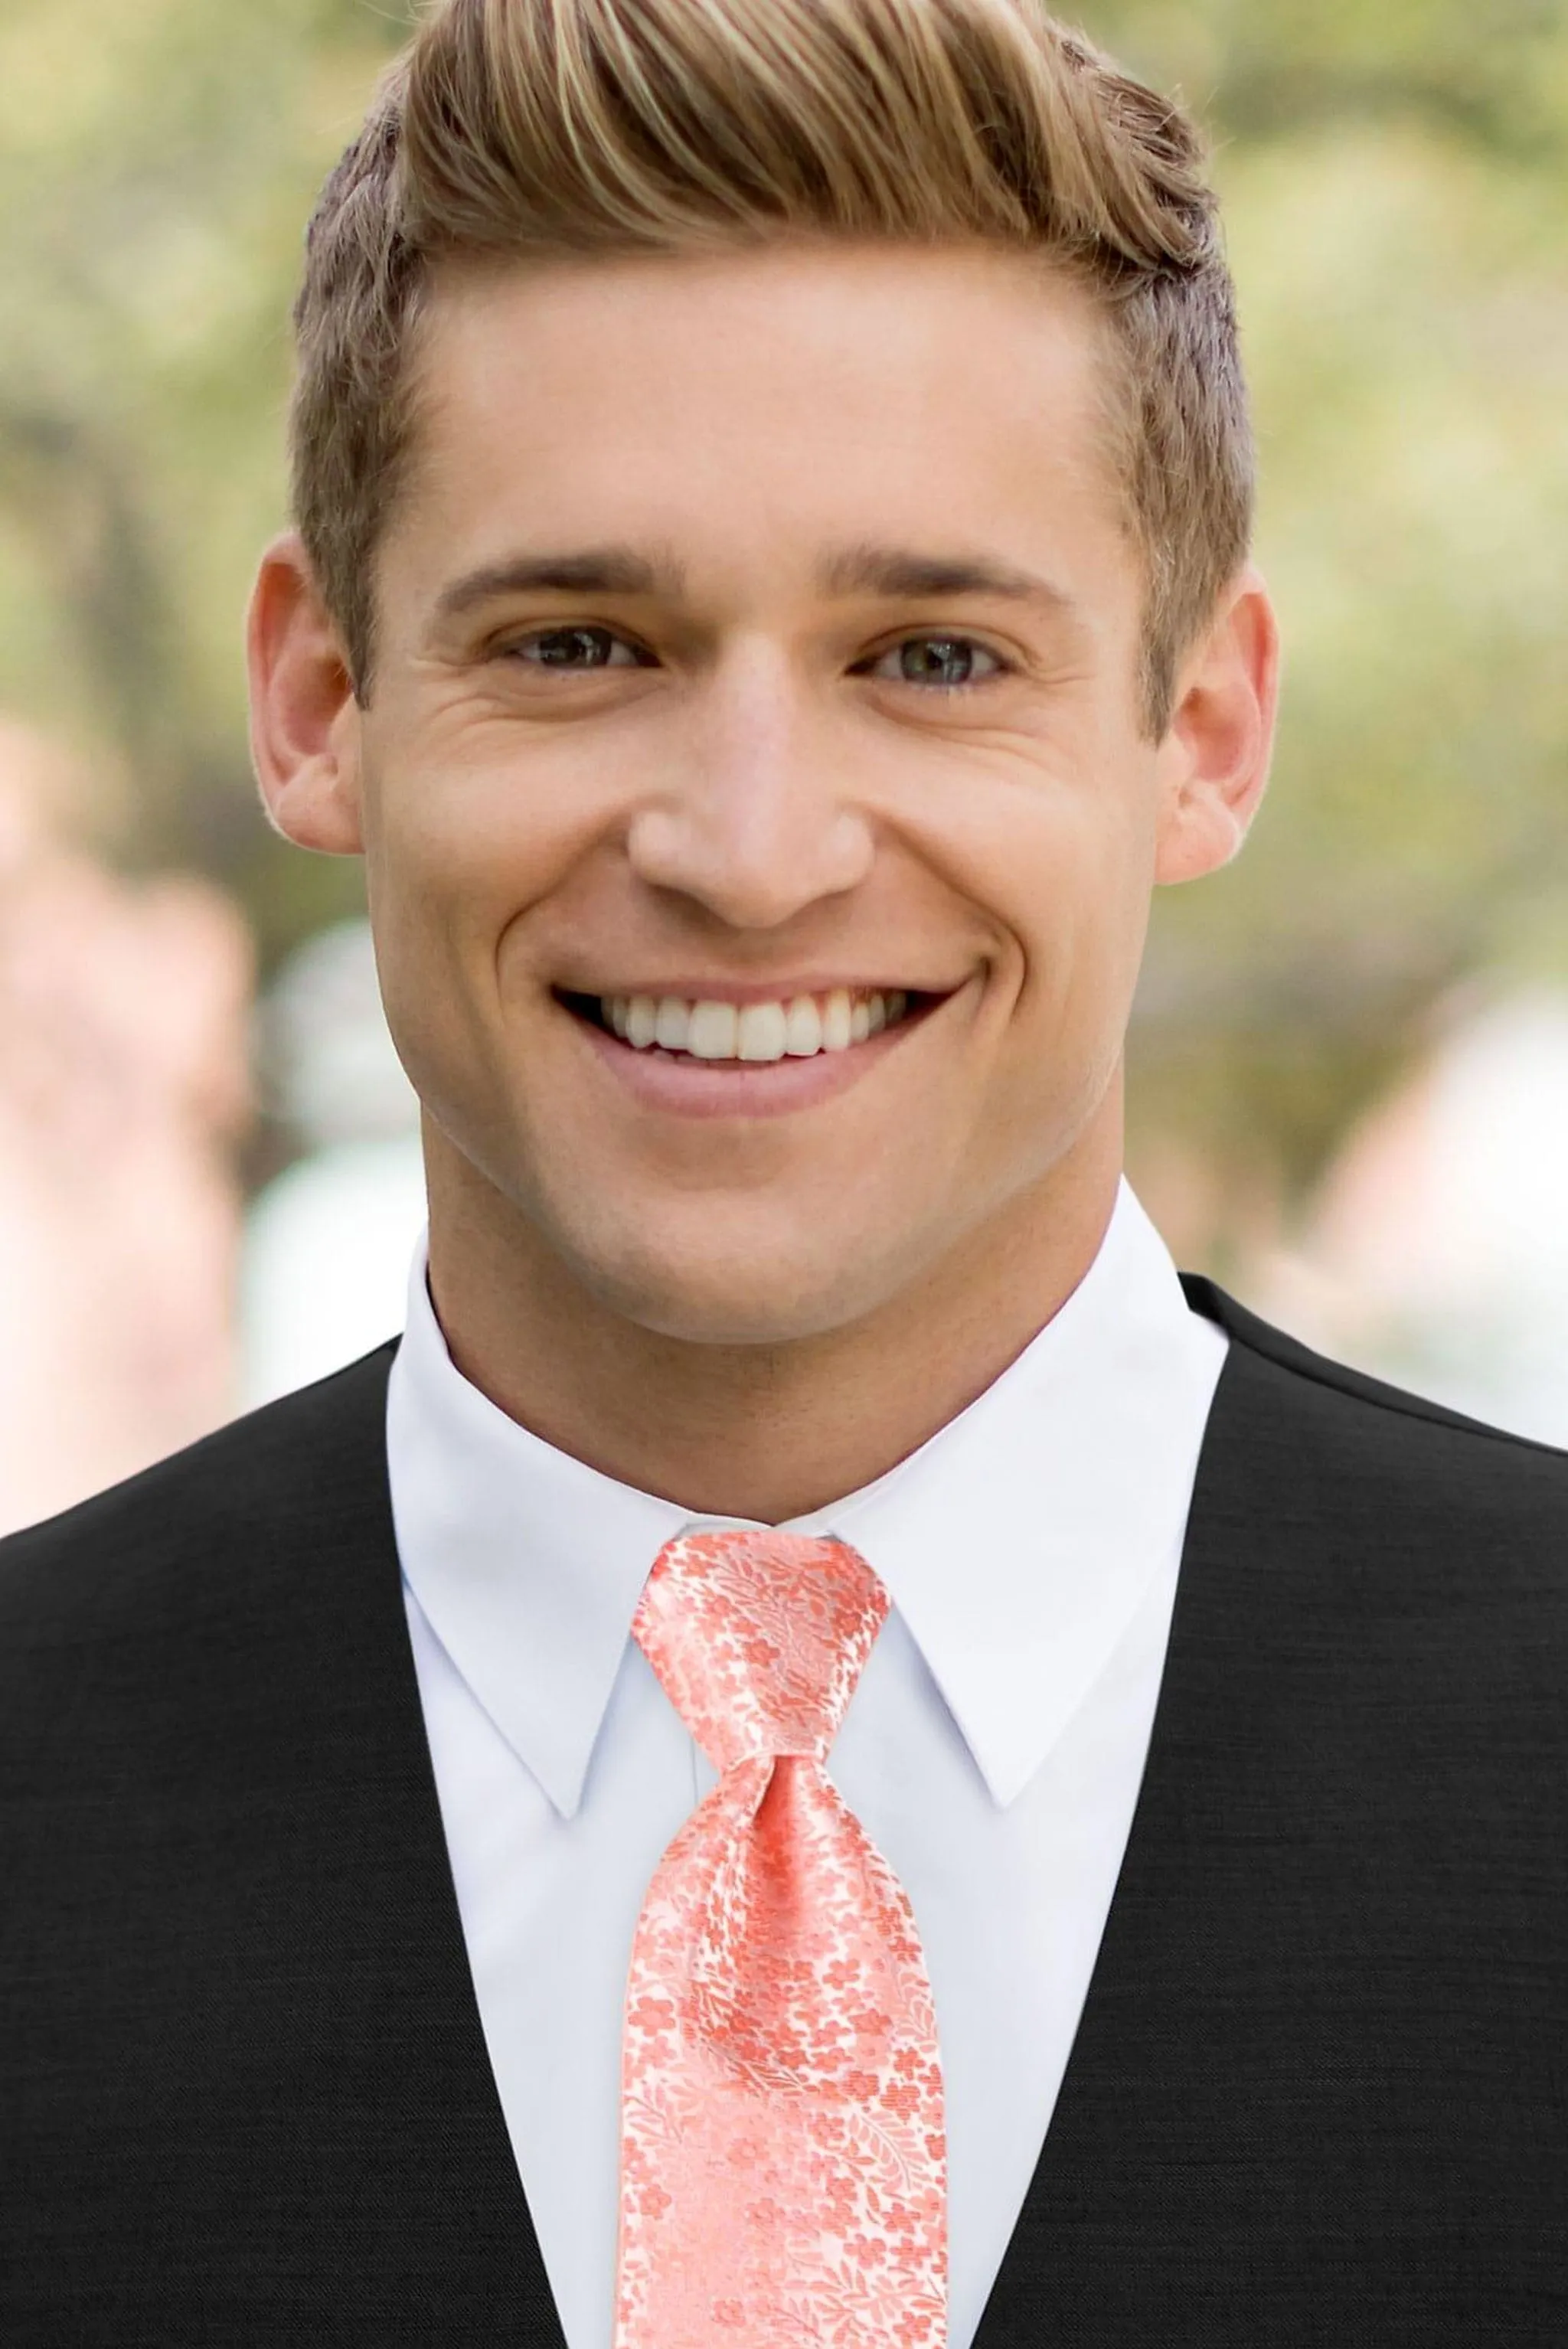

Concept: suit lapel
[[972, 1312, 1274, 2344], [263, 1344, 565, 2338]]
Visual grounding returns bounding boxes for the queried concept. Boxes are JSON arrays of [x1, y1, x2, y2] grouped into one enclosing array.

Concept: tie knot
[[632, 1530, 888, 1772]]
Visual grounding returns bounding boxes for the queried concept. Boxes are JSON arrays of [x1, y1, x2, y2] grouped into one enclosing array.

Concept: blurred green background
[[2, 0, 1565, 1270]]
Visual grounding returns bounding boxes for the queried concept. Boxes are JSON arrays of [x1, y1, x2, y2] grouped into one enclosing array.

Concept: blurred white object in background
[[1256, 990, 1568, 1446], [240, 918, 426, 1406], [0, 720, 252, 1534]]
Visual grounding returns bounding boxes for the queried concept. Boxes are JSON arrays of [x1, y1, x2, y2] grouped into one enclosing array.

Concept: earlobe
[[246, 532, 366, 857], [1153, 566, 1280, 887]]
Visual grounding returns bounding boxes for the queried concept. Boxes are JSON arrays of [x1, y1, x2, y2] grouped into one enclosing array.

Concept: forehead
[[387, 239, 1132, 606]]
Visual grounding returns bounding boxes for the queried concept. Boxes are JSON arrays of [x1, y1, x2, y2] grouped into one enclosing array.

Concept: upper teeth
[[601, 988, 909, 1061]]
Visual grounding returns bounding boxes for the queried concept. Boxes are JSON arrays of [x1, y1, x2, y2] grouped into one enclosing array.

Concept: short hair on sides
[[289, 0, 1254, 738]]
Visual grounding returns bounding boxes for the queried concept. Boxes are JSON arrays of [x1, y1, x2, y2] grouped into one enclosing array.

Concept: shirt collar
[[799, 1184, 1225, 1805], [387, 1180, 1224, 1819]]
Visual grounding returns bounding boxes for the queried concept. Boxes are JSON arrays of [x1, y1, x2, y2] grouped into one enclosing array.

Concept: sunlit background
[[2, 0, 1566, 1533]]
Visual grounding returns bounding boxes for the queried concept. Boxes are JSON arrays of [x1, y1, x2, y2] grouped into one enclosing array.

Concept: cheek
[[972, 813, 1150, 1174], [929, 755, 1156, 1019], [365, 730, 600, 950]]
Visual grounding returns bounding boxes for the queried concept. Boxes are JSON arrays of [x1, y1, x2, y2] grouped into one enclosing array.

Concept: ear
[[246, 531, 365, 855], [1153, 565, 1280, 886]]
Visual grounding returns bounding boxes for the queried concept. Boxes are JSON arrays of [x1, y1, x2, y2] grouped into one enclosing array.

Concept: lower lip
[[568, 1001, 939, 1119]]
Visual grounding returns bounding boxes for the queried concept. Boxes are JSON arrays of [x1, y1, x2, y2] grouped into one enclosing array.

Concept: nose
[[625, 644, 875, 931]]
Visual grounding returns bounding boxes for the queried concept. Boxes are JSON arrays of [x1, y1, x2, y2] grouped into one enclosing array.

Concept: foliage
[[0, 0, 407, 949], [2, 0, 1565, 1209]]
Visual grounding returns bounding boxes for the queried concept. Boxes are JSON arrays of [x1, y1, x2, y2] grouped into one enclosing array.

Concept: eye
[[500, 626, 652, 670], [860, 635, 1008, 690]]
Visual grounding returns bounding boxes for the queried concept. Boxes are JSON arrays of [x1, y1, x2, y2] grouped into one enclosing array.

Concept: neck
[[422, 1103, 1123, 1524]]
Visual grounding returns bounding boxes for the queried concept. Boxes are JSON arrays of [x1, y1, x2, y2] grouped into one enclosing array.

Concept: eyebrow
[[817, 541, 1076, 614], [432, 547, 684, 624], [430, 539, 1078, 626]]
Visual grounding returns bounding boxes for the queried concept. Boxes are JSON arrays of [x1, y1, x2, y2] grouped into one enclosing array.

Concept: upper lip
[[557, 980, 946, 1005]]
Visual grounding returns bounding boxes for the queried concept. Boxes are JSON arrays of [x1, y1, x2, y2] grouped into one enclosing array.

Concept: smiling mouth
[[558, 985, 936, 1063]]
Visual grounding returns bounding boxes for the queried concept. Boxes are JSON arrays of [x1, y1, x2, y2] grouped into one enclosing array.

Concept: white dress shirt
[[387, 1180, 1227, 2349]]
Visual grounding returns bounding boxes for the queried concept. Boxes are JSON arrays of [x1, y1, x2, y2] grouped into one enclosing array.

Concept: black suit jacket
[[2, 1281, 1566, 2344]]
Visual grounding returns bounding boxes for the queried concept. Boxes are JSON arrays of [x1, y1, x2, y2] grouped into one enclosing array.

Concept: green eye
[[871, 636, 1004, 688]]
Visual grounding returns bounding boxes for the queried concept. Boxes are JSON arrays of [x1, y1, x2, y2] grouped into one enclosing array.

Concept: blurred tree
[[1104, 0, 1568, 1250], [1, 0, 1565, 1234], [0, 0, 409, 956]]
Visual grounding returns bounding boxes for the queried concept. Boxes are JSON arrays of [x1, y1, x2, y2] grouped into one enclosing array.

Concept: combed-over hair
[[290, 0, 1253, 733]]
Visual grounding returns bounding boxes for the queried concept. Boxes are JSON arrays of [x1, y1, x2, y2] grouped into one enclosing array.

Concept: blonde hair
[[291, 0, 1253, 734]]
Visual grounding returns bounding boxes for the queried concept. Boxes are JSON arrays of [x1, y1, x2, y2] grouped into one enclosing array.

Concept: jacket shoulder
[[0, 1341, 398, 1647], [1183, 1273, 1568, 1585], [1186, 1270, 1568, 1455]]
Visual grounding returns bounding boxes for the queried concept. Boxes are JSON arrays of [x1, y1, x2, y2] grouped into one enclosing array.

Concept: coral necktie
[[615, 1529, 947, 2349]]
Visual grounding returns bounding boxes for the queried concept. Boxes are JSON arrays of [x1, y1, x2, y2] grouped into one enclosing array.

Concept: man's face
[[356, 242, 1181, 1344]]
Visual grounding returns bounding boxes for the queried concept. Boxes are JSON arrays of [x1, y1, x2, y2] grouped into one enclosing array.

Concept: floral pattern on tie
[[616, 1531, 947, 2349]]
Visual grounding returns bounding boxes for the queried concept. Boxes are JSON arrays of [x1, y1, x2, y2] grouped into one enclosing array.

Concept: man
[[2, 1, 1563, 2341]]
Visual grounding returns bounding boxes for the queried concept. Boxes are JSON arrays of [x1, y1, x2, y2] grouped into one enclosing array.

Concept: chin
[[570, 1220, 903, 1351]]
